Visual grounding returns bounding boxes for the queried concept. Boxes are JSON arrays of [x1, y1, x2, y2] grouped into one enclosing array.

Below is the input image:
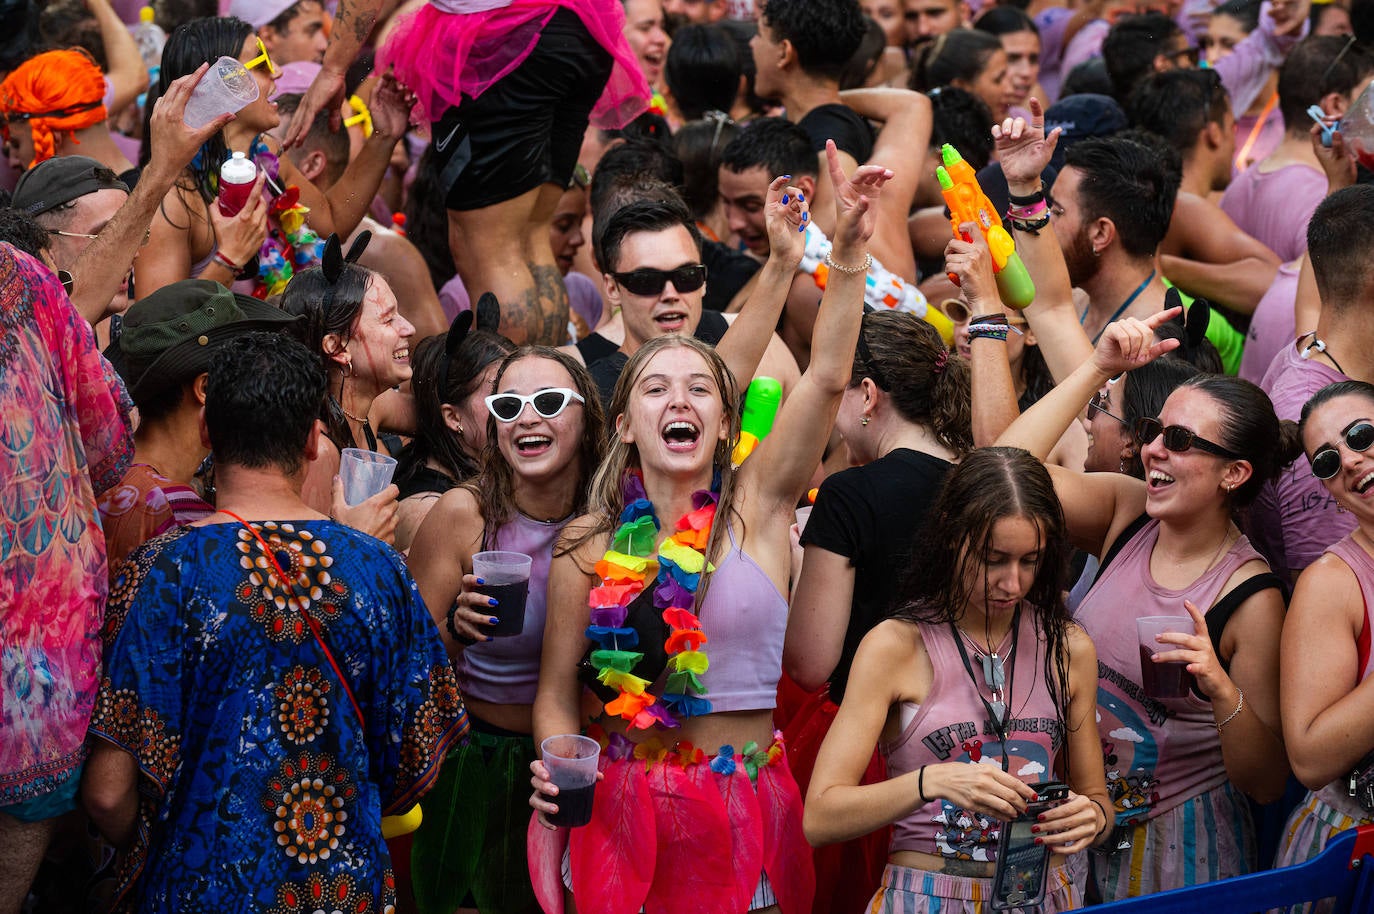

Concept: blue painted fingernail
[[799, 224, 806, 233], [486, 636, 495, 642], [489, 616, 500, 625], [476, 577, 485, 585], [802, 211, 809, 221], [798, 192, 805, 202], [488, 598, 499, 607], [781, 194, 790, 204], [782, 174, 791, 179]]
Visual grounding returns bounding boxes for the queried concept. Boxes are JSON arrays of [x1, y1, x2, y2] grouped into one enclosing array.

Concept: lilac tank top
[[883, 611, 1065, 861], [1076, 519, 1263, 824], [1315, 535, 1374, 817], [694, 525, 789, 713], [458, 512, 568, 705]]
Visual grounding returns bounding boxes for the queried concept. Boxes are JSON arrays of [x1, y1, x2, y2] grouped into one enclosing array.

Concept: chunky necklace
[[584, 469, 717, 731]]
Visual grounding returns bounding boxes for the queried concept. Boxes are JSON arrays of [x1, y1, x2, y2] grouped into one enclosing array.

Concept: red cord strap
[[221, 511, 367, 731]]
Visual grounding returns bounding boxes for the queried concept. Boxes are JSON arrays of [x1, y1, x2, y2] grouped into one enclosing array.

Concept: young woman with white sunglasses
[[405, 346, 604, 914]]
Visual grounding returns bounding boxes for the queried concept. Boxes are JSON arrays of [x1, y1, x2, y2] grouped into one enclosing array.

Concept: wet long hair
[[853, 311, 973, 457], [466, 347, 606, 548], [892, 448, 1076, 753], [140, 15, 253, 201], [567, 336, 742, 607]]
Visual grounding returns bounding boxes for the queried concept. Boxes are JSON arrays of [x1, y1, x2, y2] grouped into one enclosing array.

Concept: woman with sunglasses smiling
[[1275, 381, 1374, 879], [134, 16, 415, 298], [406, 346, 604, 914], [997, 307, 1299, 901]]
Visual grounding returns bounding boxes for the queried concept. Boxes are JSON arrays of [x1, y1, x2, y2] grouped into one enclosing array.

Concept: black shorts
[[433, 7, 613, 211]]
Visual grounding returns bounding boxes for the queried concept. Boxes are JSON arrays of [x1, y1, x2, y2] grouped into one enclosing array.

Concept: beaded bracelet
[[1216, 687, 1244, 733], [967, 313, 1025, 342], [824, 250, 873, 275]]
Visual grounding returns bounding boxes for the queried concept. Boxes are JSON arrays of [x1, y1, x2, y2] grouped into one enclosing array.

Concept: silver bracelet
[[824, 250, 872, 275], [1216, 688, 1244, 733]]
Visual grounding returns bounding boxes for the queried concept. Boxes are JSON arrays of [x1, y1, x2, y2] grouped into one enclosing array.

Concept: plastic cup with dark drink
[[541, 734, 600, 828], [472, 551, 532, 637], [1137, 615, 1196, 699]]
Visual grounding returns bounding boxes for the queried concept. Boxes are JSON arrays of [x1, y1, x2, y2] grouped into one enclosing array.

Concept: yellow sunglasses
[[244, 36, 280, 78], [344, 94, 372, 137]]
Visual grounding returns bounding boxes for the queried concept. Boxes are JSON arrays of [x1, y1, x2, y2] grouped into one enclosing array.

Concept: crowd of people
[[4, 0, 1374, 911]]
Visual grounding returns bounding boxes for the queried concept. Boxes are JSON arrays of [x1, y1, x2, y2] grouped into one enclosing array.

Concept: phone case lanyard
[[949, 605, 1021, 774], [222, 511, 367, 731]]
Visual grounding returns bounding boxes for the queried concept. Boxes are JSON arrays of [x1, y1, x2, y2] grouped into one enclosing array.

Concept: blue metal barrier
[[1094, 826, 1374, 913]]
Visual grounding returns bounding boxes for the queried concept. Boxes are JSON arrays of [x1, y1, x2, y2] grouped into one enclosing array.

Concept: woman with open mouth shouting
[[525, 142, 886, 914], [1275, 381, 1374, 894], [995, 308, 1299, 901], [406, 346, 605, 914]]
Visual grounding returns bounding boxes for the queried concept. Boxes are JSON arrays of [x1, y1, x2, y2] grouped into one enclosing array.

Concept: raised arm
[[715, 175, 809, 388], [838, 87, 932, 281], [274, 73, 416, 240], [88, 0, 149, 116], [946, 225, 1018, 447], [283, 0, 384, 147], [740, 142, 882, 517], [72, 65, 233, 321], [995, 310, 1178, 554], [993, 99, 1092, 383]]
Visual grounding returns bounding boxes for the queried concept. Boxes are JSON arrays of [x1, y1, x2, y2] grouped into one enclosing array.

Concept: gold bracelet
[[824, 250, 872, 275], [1216, 687, 1244, 733]]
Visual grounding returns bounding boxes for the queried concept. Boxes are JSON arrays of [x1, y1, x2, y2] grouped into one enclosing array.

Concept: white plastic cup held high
[[184, 56, 260, 129]]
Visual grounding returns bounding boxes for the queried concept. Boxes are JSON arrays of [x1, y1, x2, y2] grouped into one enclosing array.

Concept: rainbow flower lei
[[585, 469, 717, 731]]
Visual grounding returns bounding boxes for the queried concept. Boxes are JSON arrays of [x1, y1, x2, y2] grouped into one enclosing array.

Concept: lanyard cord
[[1082, 271, 1154, 346], [221, 511, 367, 731], [949, 604, 1021, 773], [1235, 91, 1279, 172]]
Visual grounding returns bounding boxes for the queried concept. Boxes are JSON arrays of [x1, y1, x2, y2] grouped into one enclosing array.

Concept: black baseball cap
[[12, 155, 128, 216]]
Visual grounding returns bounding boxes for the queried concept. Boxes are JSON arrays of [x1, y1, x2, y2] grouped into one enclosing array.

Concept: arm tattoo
[[530, 264, 570, 347]]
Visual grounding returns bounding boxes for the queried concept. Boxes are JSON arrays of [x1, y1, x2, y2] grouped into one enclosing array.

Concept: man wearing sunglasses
[[1249, 186, 1374, 581], [587, 190, 803, 404]]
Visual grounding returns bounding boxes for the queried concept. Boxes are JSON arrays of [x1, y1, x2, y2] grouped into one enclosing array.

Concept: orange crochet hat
[[0, 48, 108, 169]]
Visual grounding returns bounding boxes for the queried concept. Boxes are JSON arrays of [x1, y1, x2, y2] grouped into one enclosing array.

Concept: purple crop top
[[882, 611, 1064, 861], [695, 525, 789, 713], [458, 512, 569, 705]]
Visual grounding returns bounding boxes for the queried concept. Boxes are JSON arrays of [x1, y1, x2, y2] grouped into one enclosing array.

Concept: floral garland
[[584, 469, 716, 731]]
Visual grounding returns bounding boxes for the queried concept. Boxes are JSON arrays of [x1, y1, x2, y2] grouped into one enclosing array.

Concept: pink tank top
[[1076, 519, 1263, 824], [1315, 535, 1374, 816], [882, 610, 1065, 861]]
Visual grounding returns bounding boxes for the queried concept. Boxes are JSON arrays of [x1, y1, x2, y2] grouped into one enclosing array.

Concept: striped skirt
[[1271, 788, 1372, 914], [866, 854, 1087, 913], [1089, 780, 1255, 902]]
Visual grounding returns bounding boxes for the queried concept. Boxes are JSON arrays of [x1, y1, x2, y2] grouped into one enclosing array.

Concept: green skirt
[[410, 727, 539, 914]]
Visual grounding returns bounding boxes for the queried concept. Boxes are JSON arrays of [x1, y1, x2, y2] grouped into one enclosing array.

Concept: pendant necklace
[[951, 604, 1021, 772]]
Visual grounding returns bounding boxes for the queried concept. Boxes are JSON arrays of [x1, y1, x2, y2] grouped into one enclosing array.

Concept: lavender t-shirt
[[1238, 259, 1300, 386], [1219, 163, 1327, 263], [1249, 341, 1354, 578]]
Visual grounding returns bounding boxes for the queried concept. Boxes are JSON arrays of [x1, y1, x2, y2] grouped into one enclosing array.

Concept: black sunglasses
[[1088, 389, 1129, 426], [1134, 417, 1240, 459], [484, 387, 585, 422], [1310, 421, 1374, 480], [611, 264, 707, 297]]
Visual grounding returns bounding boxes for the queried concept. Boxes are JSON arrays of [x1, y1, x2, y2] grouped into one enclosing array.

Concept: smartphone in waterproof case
[[990, 781, 1071, 911]]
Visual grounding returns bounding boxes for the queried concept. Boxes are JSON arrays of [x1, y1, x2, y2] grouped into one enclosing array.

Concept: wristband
[[824, 250, 873, 275], [918, 765, 930, 803], [1007, 184, 1045, 206], [1007, 199, 1048, 220], [968, 320, 1025, 342], [212, 250, 243, 273], [1089, 797, 1111, 841], [1008, 212, 1051, 235]]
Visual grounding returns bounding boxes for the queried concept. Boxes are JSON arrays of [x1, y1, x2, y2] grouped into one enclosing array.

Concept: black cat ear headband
[[439, 292, 503, 386], [320, 231, 372, 310], [1163, 286, 1210, 364]]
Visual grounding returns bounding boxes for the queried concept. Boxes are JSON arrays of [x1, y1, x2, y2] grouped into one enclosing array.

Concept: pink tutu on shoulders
[[378, 0, 648, 129]]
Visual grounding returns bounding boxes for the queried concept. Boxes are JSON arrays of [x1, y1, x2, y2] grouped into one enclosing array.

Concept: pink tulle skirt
[[378, 0, 648, 129]]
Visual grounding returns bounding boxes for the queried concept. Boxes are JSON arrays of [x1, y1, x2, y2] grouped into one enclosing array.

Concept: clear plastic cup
[[541, 734, 600, 828], [1136, 615, 1195, 699], [184, 56, 260, 129], [472, 551, 533, 636], [1340, 80, 1374, 171], [338, 448, 397, 506]]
